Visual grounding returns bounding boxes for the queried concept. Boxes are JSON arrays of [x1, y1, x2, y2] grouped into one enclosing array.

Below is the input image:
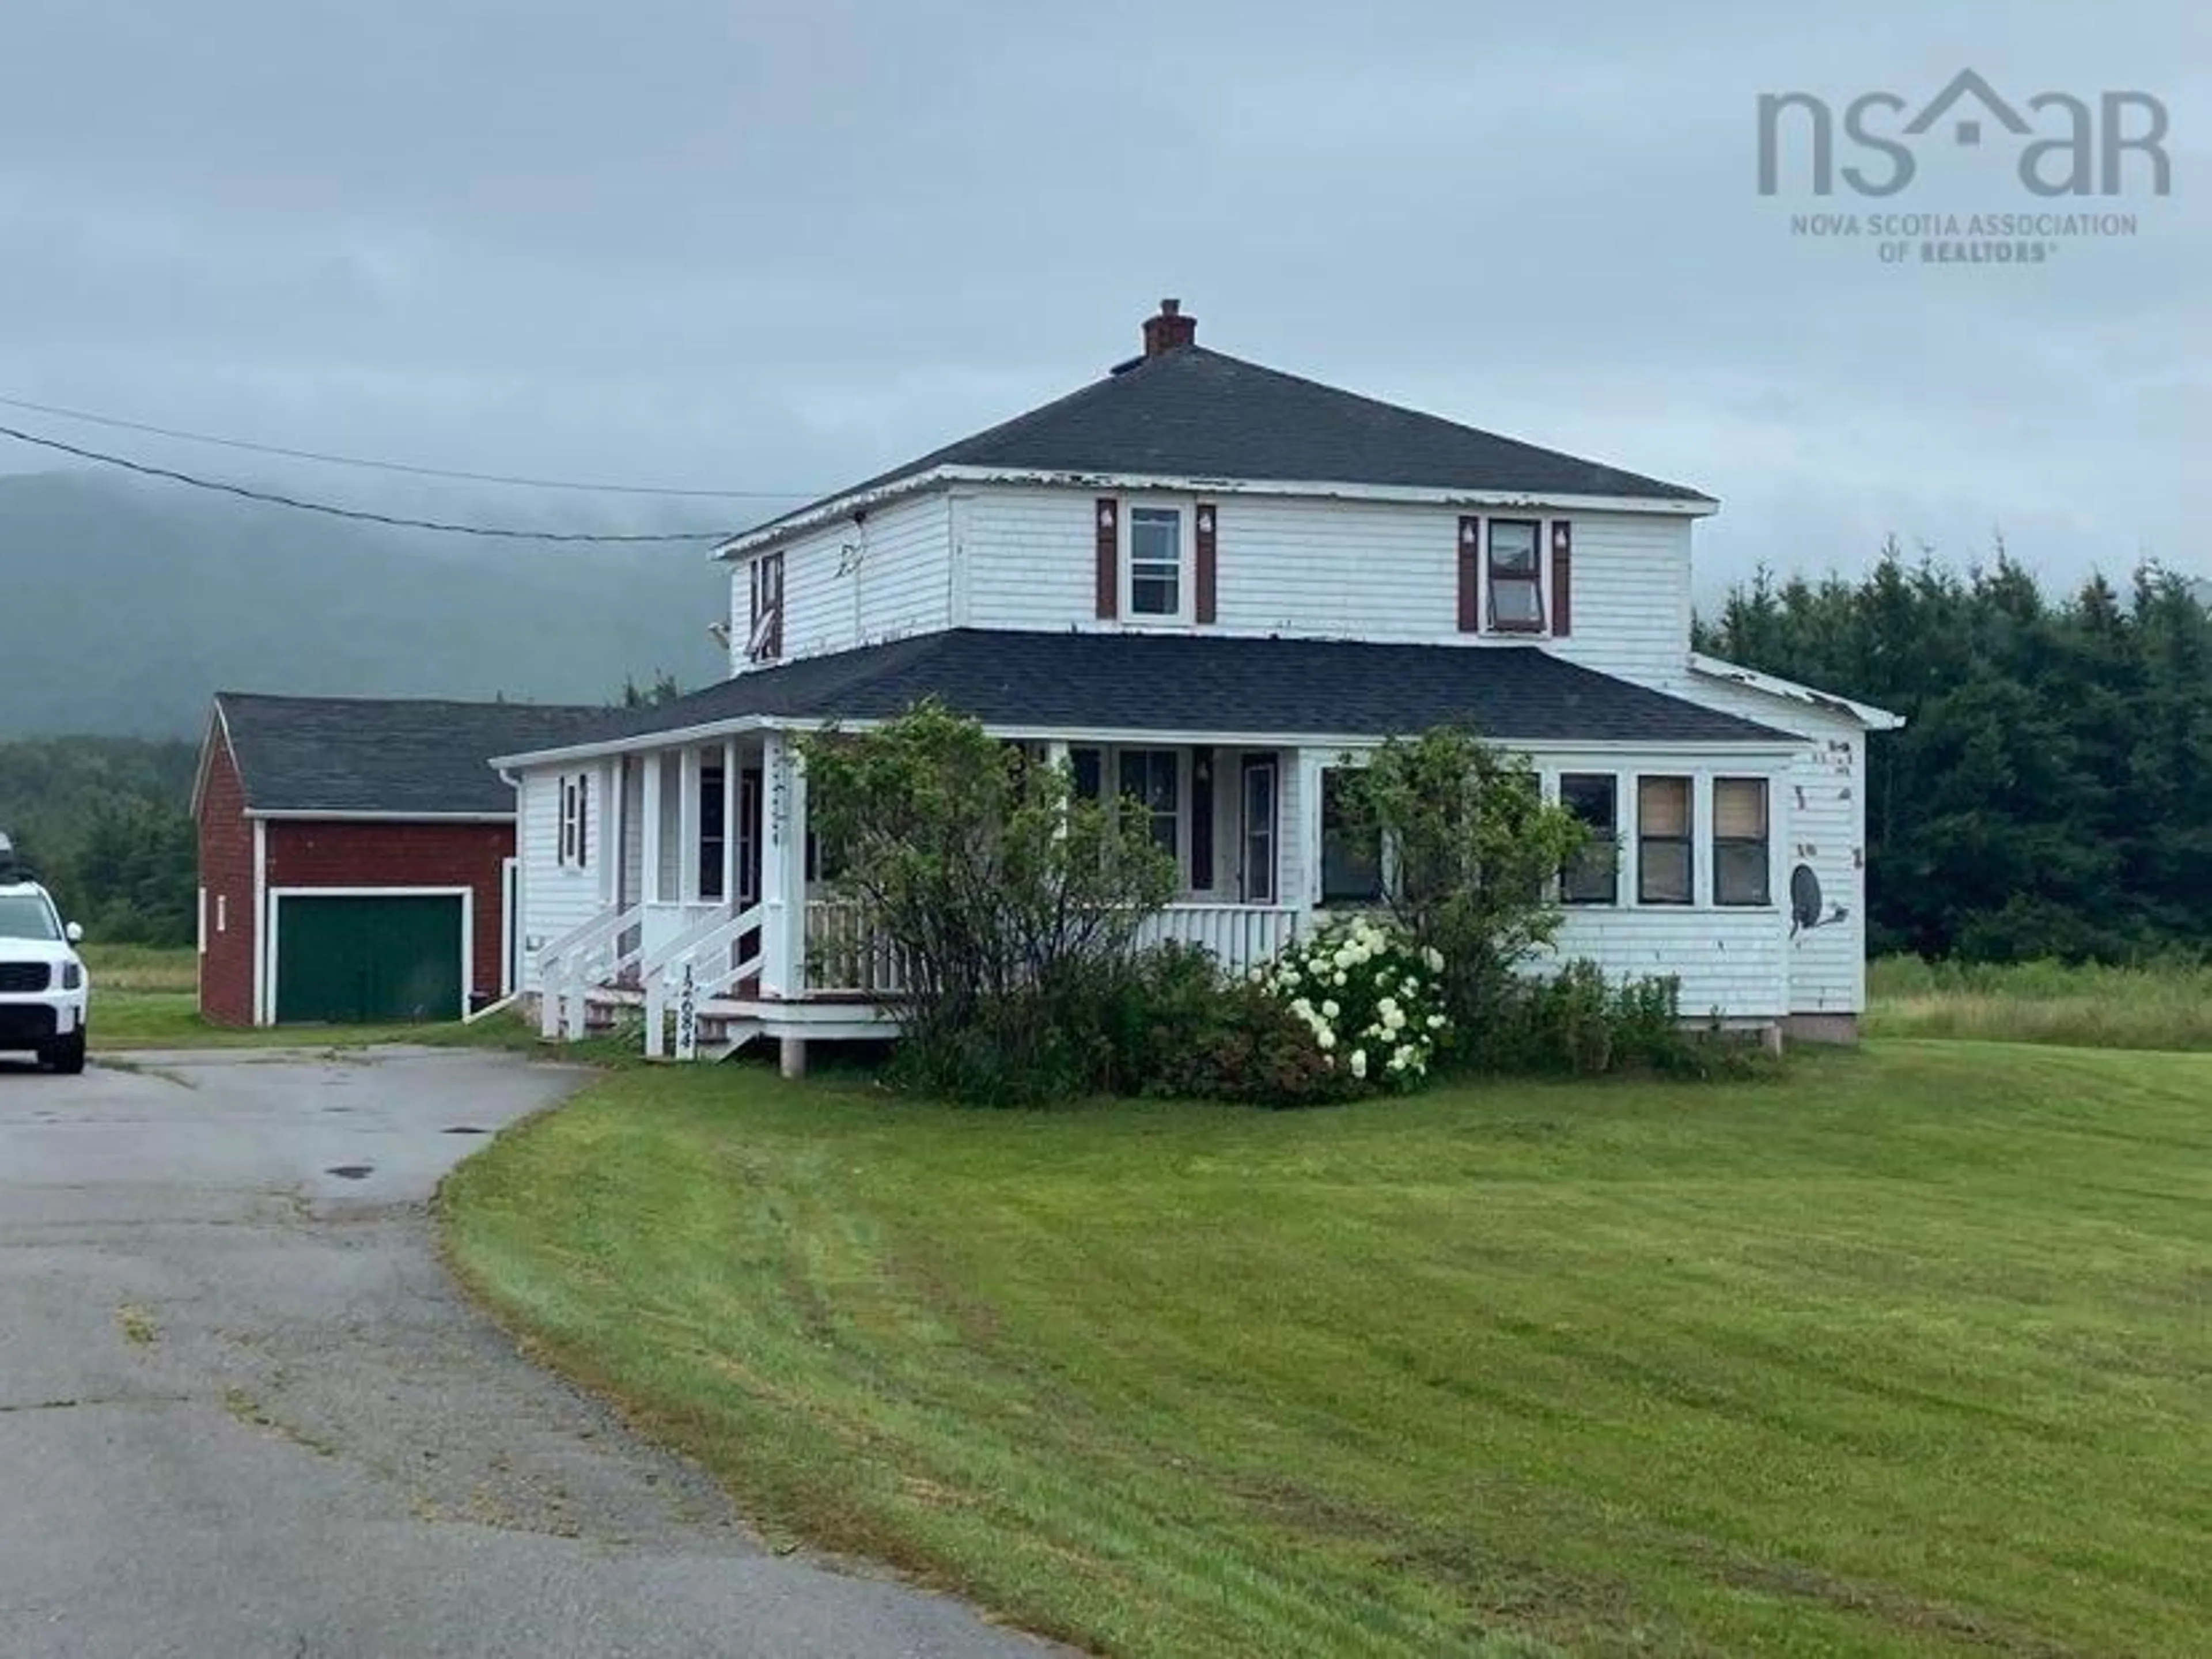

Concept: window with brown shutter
[[1094, 499, 1118, 619], [1457, 516, 1481, 632], [1550, 521, 1573, 636], [1194, 503, 1217, 624], [1487, 519, 1545, 632], [747, 552, 785, 662]]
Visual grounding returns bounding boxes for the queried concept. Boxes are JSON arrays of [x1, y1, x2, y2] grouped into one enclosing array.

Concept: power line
[[0, 391, 817, 501], [0, 423, 733, 543]]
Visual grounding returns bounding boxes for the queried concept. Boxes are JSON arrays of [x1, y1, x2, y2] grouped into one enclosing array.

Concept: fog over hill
[[0, 470, 734, 735]]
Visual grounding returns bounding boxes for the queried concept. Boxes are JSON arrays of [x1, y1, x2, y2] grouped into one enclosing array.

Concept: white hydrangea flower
[[1384, 1007, 1406, 1033], [1333, 971, 1348, 987], [1422, 946, 1445, 972], [1349, 1048, 1368, 1079], [1321, 998, 1340, 1019], [1426, 1012, 1448, 1029], [1316, 1029, 1337, 1051]]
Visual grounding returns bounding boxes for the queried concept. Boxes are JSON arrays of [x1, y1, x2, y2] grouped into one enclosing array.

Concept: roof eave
[[490, 713, 779, 771], [715, 464, 1718, 560], [1690, 654, 1907, 730], [491, 710, 1798, 767], [244, 809, 518, 823]]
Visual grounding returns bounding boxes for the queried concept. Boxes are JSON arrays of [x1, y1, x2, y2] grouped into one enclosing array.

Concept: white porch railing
[[803, 899, 1303, 995], [806, 900, 916, 996], [1137, 903, 1304, 979], [535, 903, 645, 1040], [645, 901, 767, 1059]]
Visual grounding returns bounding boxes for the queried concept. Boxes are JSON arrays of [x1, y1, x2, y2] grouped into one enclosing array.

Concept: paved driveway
[[0, 1047, 1043, 1658]]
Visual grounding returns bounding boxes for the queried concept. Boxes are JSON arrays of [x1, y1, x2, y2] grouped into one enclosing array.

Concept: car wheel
[[42, 1031, 86, 1075]]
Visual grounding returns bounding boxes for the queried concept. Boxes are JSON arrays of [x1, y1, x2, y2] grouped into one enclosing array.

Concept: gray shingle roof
[[535, 631, 1789, 752], [740, 345, 1710, 545], [215, 694, 615, 816]]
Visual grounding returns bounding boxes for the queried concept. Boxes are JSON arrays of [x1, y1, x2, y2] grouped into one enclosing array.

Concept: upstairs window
[[1637, 777, 1692, 904], [558, 772, 591, 869], [1487, 519, 1545, 633], [747, 551, 785, 662], [1559, 774, 1619, 904], [1127, 506, 1184, 618], [1713, 778, 1772, 906]]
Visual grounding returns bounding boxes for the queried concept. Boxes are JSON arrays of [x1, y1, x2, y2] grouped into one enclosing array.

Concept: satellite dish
[[1790, 863, 1824, 932]]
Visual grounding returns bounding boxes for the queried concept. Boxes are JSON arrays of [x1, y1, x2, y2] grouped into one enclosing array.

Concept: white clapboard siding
[[730, 493, 953, 674], [517, 766, 610, 994], [1542, 515, 1695, 681], [957, 486, 1693, 677], [1653, 675, 1869, 1014], [1543, 908, 1790, 1018]]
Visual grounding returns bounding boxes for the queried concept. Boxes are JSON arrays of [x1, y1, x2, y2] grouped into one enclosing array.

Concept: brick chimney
[[1142, 298, 1196, 357]]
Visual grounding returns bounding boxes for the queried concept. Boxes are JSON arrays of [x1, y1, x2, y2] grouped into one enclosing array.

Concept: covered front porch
[[530, 729, 1316, 1062]]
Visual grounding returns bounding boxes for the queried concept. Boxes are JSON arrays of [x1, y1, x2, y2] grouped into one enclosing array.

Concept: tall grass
[[1868, 955, 2212, 1050], [81, 942, 199, 994]]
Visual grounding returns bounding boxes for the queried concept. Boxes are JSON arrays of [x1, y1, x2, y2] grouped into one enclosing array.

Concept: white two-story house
[[497, 301, 1899, 1066]]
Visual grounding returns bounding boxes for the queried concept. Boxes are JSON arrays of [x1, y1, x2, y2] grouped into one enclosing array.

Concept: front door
[[738, 769, 764, 904], [1239, 755, 1278, 904]]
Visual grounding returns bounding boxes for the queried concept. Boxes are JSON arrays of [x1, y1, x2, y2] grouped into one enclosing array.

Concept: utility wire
[[0, 391, 817, 501], [0, 423, 734, 543]]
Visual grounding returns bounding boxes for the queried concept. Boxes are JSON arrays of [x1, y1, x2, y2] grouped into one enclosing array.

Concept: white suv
[[0, 837, 90, 1074]]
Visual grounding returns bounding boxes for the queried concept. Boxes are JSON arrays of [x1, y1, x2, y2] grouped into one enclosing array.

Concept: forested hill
[[1698, 555, 2212, 964], [0, 470, 731, 736]]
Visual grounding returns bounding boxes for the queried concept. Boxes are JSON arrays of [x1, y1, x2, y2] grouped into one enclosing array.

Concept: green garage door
[[275, 895, 464, 1025]]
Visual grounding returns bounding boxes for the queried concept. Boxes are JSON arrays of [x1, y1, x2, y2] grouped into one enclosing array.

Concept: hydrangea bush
[[1257, 916, 1450, 1093]]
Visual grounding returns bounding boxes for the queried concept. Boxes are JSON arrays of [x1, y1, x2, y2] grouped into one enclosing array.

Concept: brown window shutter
[[1550, 521, 1572, 637], [1456, 516, 1482, 632], [1194, 503, 1218, 624], [1094, 499, 1119, 619]]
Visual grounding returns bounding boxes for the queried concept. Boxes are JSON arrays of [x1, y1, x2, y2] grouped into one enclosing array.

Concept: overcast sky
[[0, 2, 2202, 597]]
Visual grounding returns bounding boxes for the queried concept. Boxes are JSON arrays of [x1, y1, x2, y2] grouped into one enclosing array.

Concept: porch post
[[642, 751, 665, 906], [758, 730, 807, 1000], [1296, 748, 1326, 914], [1046, 740, 1071, 841]]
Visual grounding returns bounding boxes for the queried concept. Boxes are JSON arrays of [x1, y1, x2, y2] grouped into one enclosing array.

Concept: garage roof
[[212, 694, 614, 817]]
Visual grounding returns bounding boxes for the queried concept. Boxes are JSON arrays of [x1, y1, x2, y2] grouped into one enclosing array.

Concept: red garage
[[194, 694, 607, 1027]]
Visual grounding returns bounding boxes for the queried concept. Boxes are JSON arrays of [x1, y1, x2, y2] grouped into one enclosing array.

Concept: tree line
[[0, 737, 199, 944], [1698, 550, 2210, 963]]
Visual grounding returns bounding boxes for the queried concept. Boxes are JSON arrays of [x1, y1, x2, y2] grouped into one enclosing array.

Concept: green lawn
[[78, 944, 550, 1052], [439, 1043, 2212, 1657]]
